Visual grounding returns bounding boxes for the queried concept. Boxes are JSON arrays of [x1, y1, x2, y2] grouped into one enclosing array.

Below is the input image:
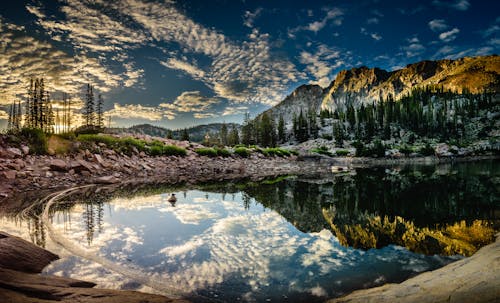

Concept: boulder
[[5, 147, 23, 158], [50, 159, 67, 171], [0, 232, 59, 273]]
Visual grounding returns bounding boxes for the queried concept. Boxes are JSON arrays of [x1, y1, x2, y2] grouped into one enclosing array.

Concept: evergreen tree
[[24, 78, 54, 132], [278, 114, 286, 143], [228, 126, 240, 146], [241, 112, 253, 145], [259, 113, 277, 147], [220, 122, 228, 146], [166, 130, 173, 139], [84, 84, 95, 127], [181, 128, 190, 141], [96, 94, 104, 128]]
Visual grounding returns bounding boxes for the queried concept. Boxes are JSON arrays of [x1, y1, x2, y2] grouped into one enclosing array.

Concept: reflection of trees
[[240, 161, 498, 256]]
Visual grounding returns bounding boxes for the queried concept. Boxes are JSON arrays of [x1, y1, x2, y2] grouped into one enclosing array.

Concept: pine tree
[[259, 113, 276, 147], [181, 128, 190, 141], [228, 126, 240, 146], [278, 114, 285, 143], [96, 94, 104, 128], [84, 84, 95, 127], [220, 122, 228, 146], [166, 130, 173, 139], [241, 112, 253, 145]]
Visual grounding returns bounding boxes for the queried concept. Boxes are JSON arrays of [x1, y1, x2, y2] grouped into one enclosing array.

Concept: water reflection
[[0, 161, 497, 301]]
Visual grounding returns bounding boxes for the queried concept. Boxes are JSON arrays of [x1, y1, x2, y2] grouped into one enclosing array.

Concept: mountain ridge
[[261, 55, 499, 121]]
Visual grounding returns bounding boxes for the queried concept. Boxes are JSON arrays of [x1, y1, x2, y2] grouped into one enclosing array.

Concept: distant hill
[[110, 123, 241, 142]]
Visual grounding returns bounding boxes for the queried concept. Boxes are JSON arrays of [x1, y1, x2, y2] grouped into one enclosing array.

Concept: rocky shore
[[0, 142, 312, 202], [329, 233, 500, 303]]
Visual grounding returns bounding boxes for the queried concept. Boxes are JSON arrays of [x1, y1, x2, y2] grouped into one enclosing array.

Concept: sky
[[0, 0, 498, 129]]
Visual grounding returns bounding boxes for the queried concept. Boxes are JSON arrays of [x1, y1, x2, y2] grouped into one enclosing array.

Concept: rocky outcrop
[[0, 231, 189, 303], [258, 83, 325, 123], [321, 55, 500, 111], [328, 233, 500, 303]]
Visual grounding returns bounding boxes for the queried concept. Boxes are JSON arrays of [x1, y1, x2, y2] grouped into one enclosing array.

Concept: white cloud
[[106, 103, 175, 121], [222, 106, 248, 116], [428, 19, 448, 32], [371, 33, 382, 41], [243, 8, 263, 28], [439, 28, 460, 42], [402, 43, 426, 57], [483, 25, 500, 37], [300, 44, 342, 87], [160, 91, 220, 115], [307, 8, 344, 33], [161, 58, 205, 79], [0, 16, 124, 106], [432, 0, 470, 11], [367, 17, 379, 25], [0, 110, 8, 119]]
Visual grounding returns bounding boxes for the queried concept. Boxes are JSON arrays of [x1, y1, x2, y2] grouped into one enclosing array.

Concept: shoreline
[[328, 233, 500, 303], [1, 141, 497, 202]]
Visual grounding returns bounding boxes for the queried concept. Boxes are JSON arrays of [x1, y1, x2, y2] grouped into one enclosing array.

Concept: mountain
[[258, 55, 499, 124], [257, 84, 324, 123], [321, 55, 500, 111]]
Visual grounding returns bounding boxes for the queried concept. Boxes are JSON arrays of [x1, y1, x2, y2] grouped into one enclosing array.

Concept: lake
[[0, 160, 498, 302]]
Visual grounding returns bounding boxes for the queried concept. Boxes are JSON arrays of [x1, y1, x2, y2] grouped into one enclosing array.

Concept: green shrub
[[215, 147, 231, 157], [19, 128, 48, 154], [371, 140, 386, 157], [336, 149, 350, 156], [161, 145, 187, 156], [419, 143, 435, 156], [322, 134, 333, 140], [263, 148, 291, 157], [234, 147, 251, 157], [399, 145, 413, 156], [352, 141, 365, 157], [195, 148, 218, 157], [311, 147, 333, 157], [149, 145, 163, 156]]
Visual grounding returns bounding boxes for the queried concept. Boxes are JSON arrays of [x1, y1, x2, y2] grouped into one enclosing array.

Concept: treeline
[[322, 87, 496, 146], [239, 112, 286, 147], [6, 78, 105, 134]]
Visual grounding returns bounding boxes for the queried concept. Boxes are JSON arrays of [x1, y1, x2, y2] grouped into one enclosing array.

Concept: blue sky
[[0, 0, 498, 129]]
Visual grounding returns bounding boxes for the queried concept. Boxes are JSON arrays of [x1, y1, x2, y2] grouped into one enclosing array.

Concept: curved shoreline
[[328, 233, 500, 303]]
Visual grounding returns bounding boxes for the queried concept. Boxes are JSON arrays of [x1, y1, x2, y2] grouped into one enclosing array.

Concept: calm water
[[0, 160, 498, 302]]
